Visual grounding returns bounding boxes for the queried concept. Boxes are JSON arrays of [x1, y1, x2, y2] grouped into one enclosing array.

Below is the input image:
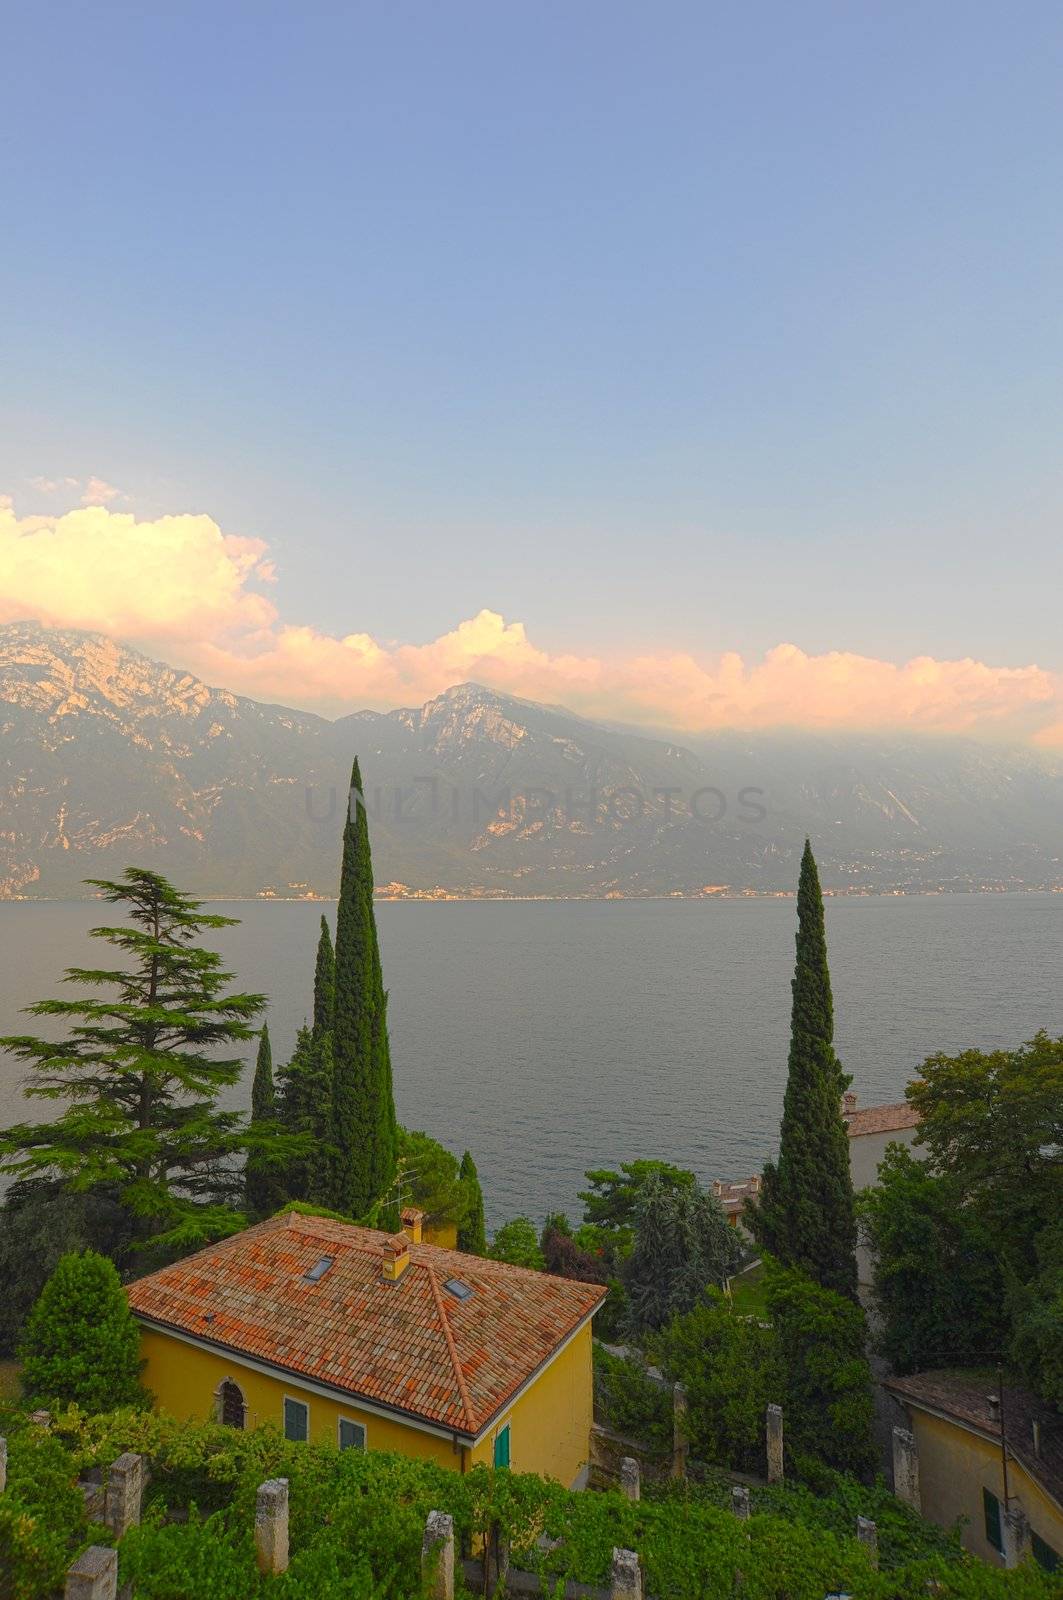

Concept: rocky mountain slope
[[1, 621, 1061, 898]]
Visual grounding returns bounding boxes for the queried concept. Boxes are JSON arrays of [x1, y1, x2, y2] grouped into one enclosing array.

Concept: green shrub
[[0, 1427, 92, 1600], [593, 1342, 671, 1451], [19, 1251, 147, 1414]]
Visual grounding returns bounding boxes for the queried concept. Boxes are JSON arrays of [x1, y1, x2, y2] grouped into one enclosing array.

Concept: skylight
[[304, 1256, 335, 1284], [444, 1277, 474, 1301]]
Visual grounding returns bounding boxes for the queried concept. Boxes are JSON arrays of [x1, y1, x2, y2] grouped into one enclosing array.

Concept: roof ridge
[[425, 1263, 476, 1433]]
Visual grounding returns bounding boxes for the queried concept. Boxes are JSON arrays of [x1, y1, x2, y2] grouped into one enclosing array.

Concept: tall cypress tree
[[277, 1024, 334, 1204], [245, 1023, 284, 1217], [313, 916, 335, 1036], [458, 1150, 487, 1255], [330, 758, 397, 1216], [749, 840, 858, 1299]]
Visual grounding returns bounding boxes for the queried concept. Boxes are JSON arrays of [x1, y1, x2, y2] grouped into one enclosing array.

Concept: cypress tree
[[330, 758, 397, 1215], [313, 915, 335, 1036], [277, 1024, 334, 1204], [458, 1150, 487, 1255], [245, 1024, 284, 1218], [749, 840, 858, 1299]]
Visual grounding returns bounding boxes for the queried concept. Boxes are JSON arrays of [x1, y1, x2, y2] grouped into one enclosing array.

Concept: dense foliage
[[457, 1149, 486, 1255], [0, 870, 275, 1255], [331, 758, 397, 1215], [489, 1216, 545, 1269], [750, 841, 858, 1300], [857, 1144, 1006, 1373], [0, 1186, 133, 1359], [244, 1024, 286, 1219], [1, 1405, 1057, 1600], [396, 1127, 468, 1228], [19, 1250, 146, 1414], [622, 1174, 744, 1336]]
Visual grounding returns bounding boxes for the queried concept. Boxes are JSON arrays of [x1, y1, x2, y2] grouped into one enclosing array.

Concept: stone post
[[65, 1546, 117, 1600], [610, 1548, 642, 1600], [29, 1409, 51, 1429], [766, 1404, 784, 1484], [254, 1477, 290, 1575], [104, 1452, 144, 1537], [620, 1456, 641, 1502], [856, 1516, 878, 1567], [1002, 1507, 1031, 1570], [421, 1510, 455, 1600], [892, 1426, 920, 1511], [671, 1382, 689, 1480], [731, 1484, 750, 1520], [0, 1435, 6, 1494]]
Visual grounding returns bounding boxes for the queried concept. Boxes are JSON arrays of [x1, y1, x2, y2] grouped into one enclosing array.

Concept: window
[[493, 1424, 511, 1469], [338, 1417, 366, 1451], [304, 1256, 335, 1283], [283, 1397, 309, 1443], [1032, 1532, 1059, 1574], [444, 1278, 474, 1301], [218, 1379, 245, 1429], [983, 1488, 1003, 1554]]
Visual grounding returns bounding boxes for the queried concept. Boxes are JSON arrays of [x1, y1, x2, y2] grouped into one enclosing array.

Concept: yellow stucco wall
[[467, 1321, 594, 1488], [910, 1410, 1063, 1566], [137, 1316, 594, 1488]]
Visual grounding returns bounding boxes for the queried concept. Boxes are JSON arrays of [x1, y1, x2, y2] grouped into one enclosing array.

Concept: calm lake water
[[1, 895, 1061, 1227]]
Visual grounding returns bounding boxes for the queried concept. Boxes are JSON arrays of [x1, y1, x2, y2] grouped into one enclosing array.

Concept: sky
[[2, 1, 1063, 742]]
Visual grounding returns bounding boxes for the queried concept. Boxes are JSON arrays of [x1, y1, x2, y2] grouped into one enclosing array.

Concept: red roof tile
[[127, 1212, 605, 1439], [844, 1101, 920, 1137]]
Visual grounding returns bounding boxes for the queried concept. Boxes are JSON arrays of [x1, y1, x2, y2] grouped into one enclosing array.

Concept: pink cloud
[[1, 497, 1061, 742]]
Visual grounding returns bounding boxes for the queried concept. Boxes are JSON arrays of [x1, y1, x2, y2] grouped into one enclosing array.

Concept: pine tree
[[623, 1174, 744, 1336], [245, 1024, 285, 1218], [749, 840, 858, 1299], [330, 759, 397, 1215], [277, 1024, 335, 1204], [19, 1250, 146, 1413], [458, 1149, 487, 1255], [313, 916, 335, 1036], [0, 869, 277, 1253]]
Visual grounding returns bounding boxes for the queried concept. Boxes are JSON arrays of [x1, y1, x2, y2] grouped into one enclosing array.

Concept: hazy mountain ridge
[[1, 621, 1061, 898]]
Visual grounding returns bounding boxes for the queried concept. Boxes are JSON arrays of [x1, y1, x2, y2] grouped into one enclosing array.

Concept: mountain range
[[2, 620, 1062, 899]]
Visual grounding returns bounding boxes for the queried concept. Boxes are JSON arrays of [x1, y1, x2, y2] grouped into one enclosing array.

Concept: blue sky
[[2, 2, 1063, 735]]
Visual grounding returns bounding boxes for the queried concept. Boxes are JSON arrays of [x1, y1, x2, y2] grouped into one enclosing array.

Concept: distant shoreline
[[3, 886, 1063, 906]]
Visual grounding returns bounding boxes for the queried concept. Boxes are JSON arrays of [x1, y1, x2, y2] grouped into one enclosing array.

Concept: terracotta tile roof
[[127, 1212, 605, 1439], [844, 1101, 920, 1137], [885, 1370, 1063, 1511]]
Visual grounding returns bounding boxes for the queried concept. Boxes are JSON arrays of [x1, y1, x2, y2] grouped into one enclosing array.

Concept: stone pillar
[[1002, 1508, 1031, 1570], [766, 1404, 784, 1484], [65, 1546, 117, 1600], [104, 1453, 144, 1537], [731, 1485, 750, 1520], [610, 1548, 642, 1600], [671, 1382, 689, 1480], [856, 1516, 878, 1566], [29, 1409, 51, 1429], [421, 1510, 455, 1600], [255, 1477, 290, 1576], [620, 1456, 641, 1502], [0, 1436, 6, 1494], [892, 1427, 920, 1511]]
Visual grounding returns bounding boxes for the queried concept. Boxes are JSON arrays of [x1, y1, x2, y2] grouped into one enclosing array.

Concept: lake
[[1, 895, 1061, 1228]]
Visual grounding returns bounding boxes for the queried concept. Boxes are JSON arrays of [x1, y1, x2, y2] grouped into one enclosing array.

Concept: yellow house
[[886, 1371, 1062, 1574], [127, 1207, 605, 1487]]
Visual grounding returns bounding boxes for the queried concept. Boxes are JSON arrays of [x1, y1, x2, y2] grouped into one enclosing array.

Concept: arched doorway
[[217, 1378, 246, 1429]]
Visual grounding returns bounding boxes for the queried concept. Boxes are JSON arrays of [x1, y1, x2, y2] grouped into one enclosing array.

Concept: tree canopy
[[19, 1249, 147, 1413], [0, 869, 277, 1253], [749, 841, 858, 1300]]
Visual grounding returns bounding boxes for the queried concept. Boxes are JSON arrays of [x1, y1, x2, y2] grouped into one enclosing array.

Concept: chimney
[[401, 1207, 425, 1245], [382, 1234, 411, 1282], [712, 1179, 723, 1197], [1032, 1421, 1042, 1460], [750, 1174, 761, 1193], [842, 1091, 858, 1116], [987, 1394, 1001, 1427]]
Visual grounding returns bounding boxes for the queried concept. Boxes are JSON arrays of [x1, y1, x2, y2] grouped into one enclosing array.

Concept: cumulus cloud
[[80, 476, 122, 506], [1, 498, 1060, 743]]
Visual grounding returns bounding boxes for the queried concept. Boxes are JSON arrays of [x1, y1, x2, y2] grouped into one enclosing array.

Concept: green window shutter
[[983, 1488, 1003, 1553], [283, 1398, 309, 1443], [1032, 1532, 1059, 1573], [493, 1424, 511, 1469], [339, 1418, 366, 1451]]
